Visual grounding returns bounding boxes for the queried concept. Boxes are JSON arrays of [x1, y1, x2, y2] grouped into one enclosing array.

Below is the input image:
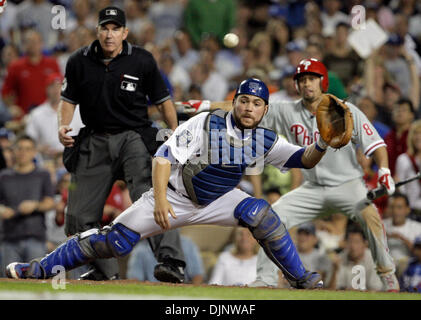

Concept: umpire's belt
[[92, 128, 128, 136], [168, 183, 191, 200]]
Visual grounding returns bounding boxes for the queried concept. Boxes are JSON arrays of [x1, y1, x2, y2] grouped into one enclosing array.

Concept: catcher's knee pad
[[234, 197, 287, 241], [79, 223, 141, 259], [234, 197, 306, 282], [37, 223, 139, 279]]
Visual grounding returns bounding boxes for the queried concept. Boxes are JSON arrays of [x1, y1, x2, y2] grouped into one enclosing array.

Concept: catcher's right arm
[[316, 94, 353, 149]]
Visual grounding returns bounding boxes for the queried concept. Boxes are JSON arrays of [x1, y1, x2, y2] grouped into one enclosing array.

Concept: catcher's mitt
[[316, 93, 353, 149]]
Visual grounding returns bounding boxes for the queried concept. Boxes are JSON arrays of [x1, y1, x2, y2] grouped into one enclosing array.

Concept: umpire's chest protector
[[182, 109, 277, 206]]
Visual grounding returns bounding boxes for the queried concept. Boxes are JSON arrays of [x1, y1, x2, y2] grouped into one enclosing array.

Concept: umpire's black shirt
[[61, 40, 171, 132]]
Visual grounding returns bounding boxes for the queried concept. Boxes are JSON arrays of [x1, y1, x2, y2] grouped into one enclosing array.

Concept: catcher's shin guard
[[234, 197, 306, 283], [36, 236, 90, 278], [37, 223, 140, 278]]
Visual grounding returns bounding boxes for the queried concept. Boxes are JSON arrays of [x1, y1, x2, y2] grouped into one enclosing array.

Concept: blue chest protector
[[182, 109, 277, 205]]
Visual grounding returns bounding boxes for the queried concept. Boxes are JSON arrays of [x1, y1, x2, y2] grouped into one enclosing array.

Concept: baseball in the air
[[223, 33, 239, 48]]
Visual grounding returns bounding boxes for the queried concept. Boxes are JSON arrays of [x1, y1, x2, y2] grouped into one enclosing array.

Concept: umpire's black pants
[[66, 130, 185, 279]]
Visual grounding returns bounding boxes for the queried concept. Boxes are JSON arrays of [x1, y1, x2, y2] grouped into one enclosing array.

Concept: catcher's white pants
[[255, 178, 396, 286], [114, 187, 249, 239]]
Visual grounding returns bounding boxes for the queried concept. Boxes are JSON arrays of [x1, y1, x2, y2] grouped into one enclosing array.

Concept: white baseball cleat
[[380, 272, 400, 292], [5, 262, 30, 279]]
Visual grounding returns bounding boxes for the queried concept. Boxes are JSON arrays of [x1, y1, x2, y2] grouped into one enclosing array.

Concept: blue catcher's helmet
[[234, 78, 269, 104]]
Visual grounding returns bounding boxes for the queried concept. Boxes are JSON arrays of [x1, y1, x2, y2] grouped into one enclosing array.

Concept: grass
[[0, 279, 420, 300]]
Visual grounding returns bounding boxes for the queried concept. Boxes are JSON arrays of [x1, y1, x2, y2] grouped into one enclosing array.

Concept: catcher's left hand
[[316, 94, 353, 149]]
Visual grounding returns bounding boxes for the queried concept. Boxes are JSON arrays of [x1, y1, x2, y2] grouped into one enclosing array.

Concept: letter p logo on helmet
[[294, 59, 329, 92]]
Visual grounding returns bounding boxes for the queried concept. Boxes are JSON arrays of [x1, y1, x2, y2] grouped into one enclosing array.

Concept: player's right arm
[[59, 53, 80, 147], [151, 112, 208, 229], [58, 100, 76, 147], [152, 156, 176, 230], [351, 103, 395, 194]]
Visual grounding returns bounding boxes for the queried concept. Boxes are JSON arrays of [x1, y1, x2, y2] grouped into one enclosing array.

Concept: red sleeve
[[55, 189, 68, 227], [61, 189, 68, 203], [105, 184, 124, 211], [384, 132, 394, 160], [1, 62, 18, 99], [384, 131, 400, 175]]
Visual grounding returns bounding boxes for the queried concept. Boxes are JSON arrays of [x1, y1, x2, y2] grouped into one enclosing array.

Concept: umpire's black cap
[[98, 6, 126, 27]]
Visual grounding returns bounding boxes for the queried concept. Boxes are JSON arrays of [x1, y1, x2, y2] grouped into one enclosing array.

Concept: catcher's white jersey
[[261, 99, 386, 186], [158, 111, 302, 197], [115, 110, 304, 238]]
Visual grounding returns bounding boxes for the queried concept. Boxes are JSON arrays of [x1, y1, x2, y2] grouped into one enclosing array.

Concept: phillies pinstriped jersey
[[261, 99, 386, 186]]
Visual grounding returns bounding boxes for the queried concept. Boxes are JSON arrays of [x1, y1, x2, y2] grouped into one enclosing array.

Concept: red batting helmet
[[293, 58, 329, 92]]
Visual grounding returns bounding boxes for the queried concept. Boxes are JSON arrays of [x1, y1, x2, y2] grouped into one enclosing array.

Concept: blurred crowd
[[1, 0, 421, 292]]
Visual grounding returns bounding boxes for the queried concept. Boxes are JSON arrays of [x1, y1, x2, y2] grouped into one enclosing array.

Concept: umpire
[[58, 6, 186, 282]]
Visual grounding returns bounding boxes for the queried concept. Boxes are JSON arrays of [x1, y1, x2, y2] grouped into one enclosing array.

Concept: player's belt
[[168, 183, 191, 200]]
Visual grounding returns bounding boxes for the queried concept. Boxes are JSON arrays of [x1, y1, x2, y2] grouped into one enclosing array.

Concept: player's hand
[[0, 205, 14, 220], [58, 125, 75, 147], [175, 100, 210, 114], [154, 197, 177, 230], [18, 200, 39, 215], [0, 1, 7, 15], [377, 167, 395, 196]]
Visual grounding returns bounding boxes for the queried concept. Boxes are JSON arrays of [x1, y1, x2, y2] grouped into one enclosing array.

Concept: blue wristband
[[315, 142, 326, 152]]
